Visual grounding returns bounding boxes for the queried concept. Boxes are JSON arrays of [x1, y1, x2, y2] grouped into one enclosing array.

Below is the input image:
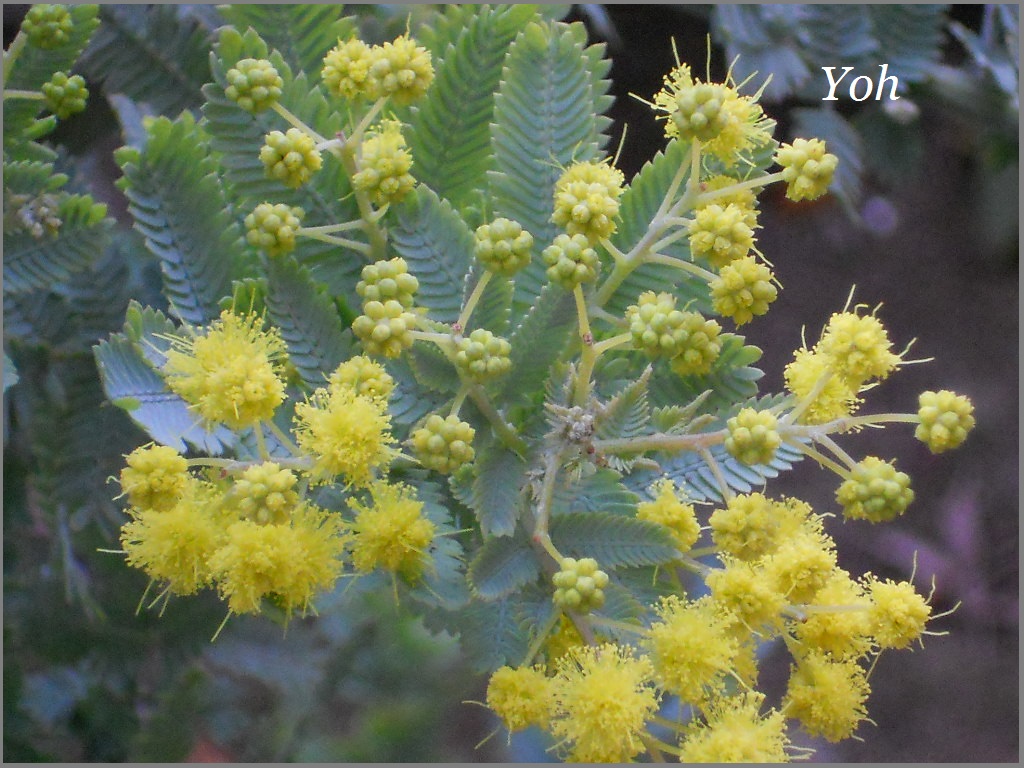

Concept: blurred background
[[4, 4, 1018, 762]]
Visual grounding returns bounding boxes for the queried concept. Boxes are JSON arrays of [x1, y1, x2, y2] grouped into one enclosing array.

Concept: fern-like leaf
[[3, 195, 111, 296], [216, 5, 354, 76], [498, 284, 577, 406], [550, 512, 679, 569], [115, 113, 243, 324], [94, 333, 234, 455], [3, 4, 99, 151], [408, 6, 534, 209], [471, 441, 530, 537], [79, 5, 211, 116], [389, 185, 475, 325], [489, 20, 613, 307], [467, 524, 540, 600], [264, 256, 353, 390]]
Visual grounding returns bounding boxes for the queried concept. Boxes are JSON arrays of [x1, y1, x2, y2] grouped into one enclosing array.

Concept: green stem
[[786, 437, 851, 479], [3, 89, 43, 101], [408, 329, 453, 348], [521, 609, 562, 667], [694, 170, 787, 206], [591, 331, 633, 357], [572, 285, 596, 407], [270, 102, 328, 144], [645, 252, 717, 283], [457, 270, 493, 330], [531, 448, 565, 560], [467, 384, 528, 457], [449, 383, 470, 418], [648, 224, 693, 254], [592, 428, 727, 455], [3, 32, 26, 82], [349, 97, 387, 145], [699, 447, 734, 502], [299, 220, 366, 234], [299, 229, 371, 255], [254, 423, 270, 460]]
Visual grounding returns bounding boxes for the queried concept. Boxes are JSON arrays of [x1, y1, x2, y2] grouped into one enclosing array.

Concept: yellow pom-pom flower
[[688, 203, 756, 269], [368, 35, 434, 105], [636, 478, 700, 553], [551, 160, 625, 244], [784, 347, 860, 424], [162, 311, 288, 430], [836, 456, 914, 523], [783, 650, 870, 742], [646, 596, 740, 704], [120, 444, 191, 512], [709, 492, 781, 561], [792, 570, 872, 660], [347, 481, 435, 580], [915, 389, 975, 453], [322, 37, 377, 100], [120, 486, 224, 596], [816, 309, 901, 387], [226, 461, 299, 525], [725, 407, 781, 466], [328, 356, 395, 401], [761, 527, 838, 605], [679, 692, 791, 763], [865, 576, 932, 650], [548, 643, 659, 763], [710, 255, 777, 326], [352, 120, 416, 206], [259, 128, 323, 189], [294, 385, 396, 486], [486, 665, 553, 732], [706, 558, 786, 633], [208, 502, 347, 617], [775, 137, 838, 202]]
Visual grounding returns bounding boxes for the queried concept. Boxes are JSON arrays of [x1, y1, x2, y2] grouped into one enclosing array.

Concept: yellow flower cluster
[[322, 34, 434, 105], [118, 341, 433, 625], [162, 310, 288, 430], [483, 483, 940, 758], [784, 305, 904, 424]]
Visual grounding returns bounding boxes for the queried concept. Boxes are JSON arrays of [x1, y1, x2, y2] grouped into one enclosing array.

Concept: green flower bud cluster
[[836, 456, 914, 523], [724, 408, 781, 466], [351, 120, 415, 205], [688, 203, 755, 269], [260, 128, 322, 189], [627, 292, 722, 375], [668, 81, 730, 142], [352, 300, 418, 358], [915, 390, 975, 454], [552, 557, 609, 613], [710, 255, 777, 326], [475, 218, 534, 276], [666, 312, 723, 377], [229, 461, 299, 525], [244, 202, 304, 257], [22, 4, 72, 49], [411, 414, 476, 474], [542, 233, 600, 289], [322, 35, 434, 105], [224, 58, 284, 113], [41, 71, 88, 119], [775, 138, 839, 202], [357, 257, 419, 308], [454, 329, 511, 382], [328, 356, 395, 401], [551, 161, 625, 244]]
